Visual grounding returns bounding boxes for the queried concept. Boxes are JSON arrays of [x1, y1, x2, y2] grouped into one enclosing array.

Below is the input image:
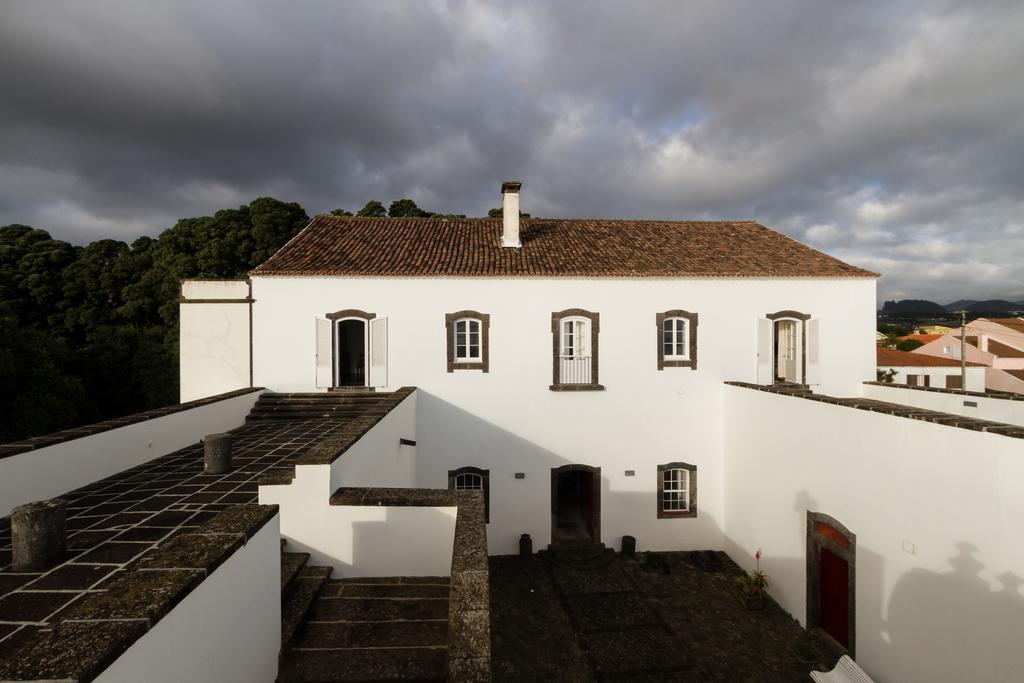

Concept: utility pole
[[959, 309, 967, 392]]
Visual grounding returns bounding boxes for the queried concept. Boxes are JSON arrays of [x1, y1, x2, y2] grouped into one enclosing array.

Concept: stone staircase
[[280, 544, 332, 657], [540, 539, 616, 569], [247, 392, 404, 423], [277, 576, 451, 683]]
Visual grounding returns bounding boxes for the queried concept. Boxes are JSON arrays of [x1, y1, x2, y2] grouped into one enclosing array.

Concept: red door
[[820, 547, 849, 647]]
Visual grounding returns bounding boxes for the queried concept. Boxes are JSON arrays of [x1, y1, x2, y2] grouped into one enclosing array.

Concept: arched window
[[656, 310, 698, 370], [551, 309, 602, 390], [664, 317, 689, 360], [454, 318, 482, 362], [445, 311, 490, 372], [448, 466, 490, 522], [561, 317, 590, 359], [657, 462, 697, 518]]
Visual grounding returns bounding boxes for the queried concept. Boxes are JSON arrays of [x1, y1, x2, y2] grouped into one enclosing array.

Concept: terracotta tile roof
[[877, 348, 982, 367], [954, 336, 1024, 359], [898, 334, 942, 344], [250, 216, 878, 278], [987, 318, 1024, 334]]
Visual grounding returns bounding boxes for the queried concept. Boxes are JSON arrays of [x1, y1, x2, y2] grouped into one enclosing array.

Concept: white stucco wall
[[250, 276, 875, 554], [96, 514, 280, 683], [261, 464, 457, 577], [0, 390, 263, 516], [259, 392, 457, 576], [876, 365, 985, 392], [985, 367, 1024, 394], [723, 385, 1024, 683], [863, 383, 1024, 427], [180, 280, 252, 402]]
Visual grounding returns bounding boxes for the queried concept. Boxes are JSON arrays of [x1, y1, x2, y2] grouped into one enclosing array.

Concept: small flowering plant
[[734, 549, 771, 597]]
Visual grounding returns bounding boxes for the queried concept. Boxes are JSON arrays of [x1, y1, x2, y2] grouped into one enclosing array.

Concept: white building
[[876, 346, 986, 391], [182, 182, 877, 556], [171, 183, 1024, 683]]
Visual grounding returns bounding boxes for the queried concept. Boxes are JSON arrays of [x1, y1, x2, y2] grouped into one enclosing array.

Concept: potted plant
[[734, 549, 770, 610]]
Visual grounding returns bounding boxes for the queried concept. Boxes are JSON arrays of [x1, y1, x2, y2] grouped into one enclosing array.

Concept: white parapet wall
[[0, 389, 263, 516], [180, 279, 253, 403], [96, 513, 281, 683], [863, 382, 1024, 427], [258, 389, 459, 576], [723, 384, 1024, 683], [263, 462, 458, 577]]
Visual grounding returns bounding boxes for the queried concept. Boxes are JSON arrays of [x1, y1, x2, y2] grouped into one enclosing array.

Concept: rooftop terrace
[[0, 417, 341, 653]]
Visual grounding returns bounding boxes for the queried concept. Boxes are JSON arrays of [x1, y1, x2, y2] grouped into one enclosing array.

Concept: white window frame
[[560, 317, 590, 359], [663, 317, 690, 361], [662, 468, 690, 513], [454, 317, 483, 363]]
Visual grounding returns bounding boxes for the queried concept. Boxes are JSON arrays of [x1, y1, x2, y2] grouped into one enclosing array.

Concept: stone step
[[296, 620, 449, 649], [250, 407, 390, 417], [326, 583, 450, 599], [281, 566, 332, 651], [541, 542, 616, 569], [255, 399, 396, 407], [281, 551, 311, 594], [307, 596, 451, 623], [277, 647, 448, 683]]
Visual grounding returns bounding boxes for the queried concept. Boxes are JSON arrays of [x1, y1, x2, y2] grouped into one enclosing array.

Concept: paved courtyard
[[490, 550, 843, 682]]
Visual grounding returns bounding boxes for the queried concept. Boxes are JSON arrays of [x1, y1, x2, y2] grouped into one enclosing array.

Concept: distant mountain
[[881, 299, 947, 315], [943, 300, 1024, 313], [943, 300, 978, 311], [942, 296, 1024, 313]]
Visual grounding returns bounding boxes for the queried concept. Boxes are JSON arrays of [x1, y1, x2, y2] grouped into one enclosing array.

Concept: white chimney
[[501, 181, 522, 248]]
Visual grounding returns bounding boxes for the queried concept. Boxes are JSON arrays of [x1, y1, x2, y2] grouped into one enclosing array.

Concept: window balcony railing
[[559, 356, 592, 385]]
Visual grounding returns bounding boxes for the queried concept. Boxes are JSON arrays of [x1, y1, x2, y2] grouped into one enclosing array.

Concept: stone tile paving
[[0, 418, 342, 648], [491, 551, 843, 682]]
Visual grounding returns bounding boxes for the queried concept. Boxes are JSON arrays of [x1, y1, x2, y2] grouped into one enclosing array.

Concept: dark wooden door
[[820, 547, 849, 647]]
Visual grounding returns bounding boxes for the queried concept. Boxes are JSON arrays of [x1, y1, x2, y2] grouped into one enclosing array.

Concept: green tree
[[0, 303, 83, 441], [388, 198, 431, 218], [356, 200, 387, 217], [896, 339, 924, 352], [0, 197, 310, 443], [330, 208, 353, 216]]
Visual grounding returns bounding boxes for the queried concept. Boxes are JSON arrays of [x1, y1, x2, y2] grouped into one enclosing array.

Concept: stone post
[[204, 433, 233, 474], [519, 533, 532, 559], [12, 499, 67, 571], [621, 535, 636, 557]]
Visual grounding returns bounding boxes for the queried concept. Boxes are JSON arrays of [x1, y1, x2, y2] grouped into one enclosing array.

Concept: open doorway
[[774, 319, 800, 383], [807, 512, 856, 655], [336, 319, 366, 386], [550, 465, 601, 544]]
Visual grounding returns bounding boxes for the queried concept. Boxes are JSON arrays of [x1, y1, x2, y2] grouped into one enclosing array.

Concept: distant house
[[913, 324, 952, 335], [875, 330, 887, 344], [877, 347, 985, 391], [912, 317, 1024, 393]]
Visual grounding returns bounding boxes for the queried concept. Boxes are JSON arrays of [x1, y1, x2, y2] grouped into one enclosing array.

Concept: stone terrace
[[490, 551, 843, 682], [0, 417, 341, 648]]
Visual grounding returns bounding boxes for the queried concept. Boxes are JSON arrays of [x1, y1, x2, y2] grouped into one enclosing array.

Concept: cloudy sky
[[1, 0, 1022, 303]]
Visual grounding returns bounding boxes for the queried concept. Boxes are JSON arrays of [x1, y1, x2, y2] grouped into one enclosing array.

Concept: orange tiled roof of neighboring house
[[898, 334, 942, 345], [877, 347, 982, 367], [251, 216, 880, 278]]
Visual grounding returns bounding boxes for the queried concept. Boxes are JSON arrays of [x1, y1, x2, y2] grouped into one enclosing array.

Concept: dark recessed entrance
[[806, 512, 856, 655], [336, 319, 366, 386], [551, 465, 601, 544]]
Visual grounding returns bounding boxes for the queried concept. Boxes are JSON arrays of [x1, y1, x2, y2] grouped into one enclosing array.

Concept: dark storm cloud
[[1, 0, 1022, 302]]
